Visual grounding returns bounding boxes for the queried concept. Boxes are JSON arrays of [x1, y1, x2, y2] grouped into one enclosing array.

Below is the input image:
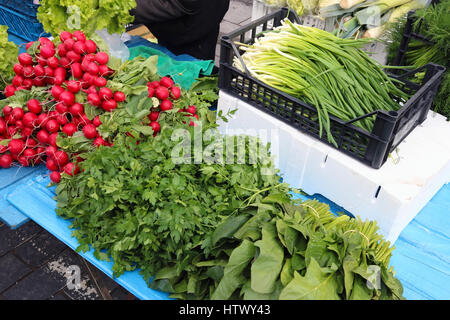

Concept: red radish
[[56, 114, 68, 125], [51, 85, 65, 100], [23, 148, 37, 161], [67, 80, 81, 93], [48, 133, 58, 147], [34, 65, 45, 77], [160, 100, 173, 112], [82, 124, 97, 139], [15, 120, 24, 130], [22, 78, 33, 90], [3, 106, 12, 115], [64, 162, 80, 176], [60, 57, 71, 68], [45, 146, 57, 157], [72, 41, 86, 55], [186, 105, 196, 115], [59, 91, 75, 106], [0, 118, 5, 133], [18, 155, 30, 167], [50, 171, 61, 183], [18, 53, 33, 65], [149, 121, 161, 135], [54, 67, 67, 85], [86, 85, 98, 95], [55, 103, 67, 116], [94, 76, 107, 87], [22, 112, 37, 127], [87, 62, 99, 75], [87, 93, 101, 106], [66, 50, 81, 63], [37, 113, 49, 127], [72, 30, 86, 42], [4, 85, 15, 97], [37, 56, 47, 67], [46, 158, 59, 171], [44, 66, 54, 79], [95, 52, 109, 65], [33, 77, 46, 87], [102, 99, 117, 112], [160, 76, 174, 88], [98, 87, 112, 100], [47, 56, 59, 69], [39, 37, 53, 46], [62, 123, 77, 136], [93, 116, 102, 127], [69, 103, 84, 116], [60, 31, 72, 42], [80, 114, 91, 126], [57, 43, 67, 57], [64, 38, 75, 51], [149, 81, 160, 89], [170, 86, 181, 100], [37, 130, 50, 144], [113, 91, 126, 102], [54, 150, 69, 166], [84, 40, 97, 54], [155, 86, 170, 100], [21, 127, 33, 137], [148, 87, 155, 98], [25, 41, 34, 50], [46, 119, 60, 133], [13, 64, 24, 75], [98, 64, 110, 76], [82, 72, 95, 87], [23, 65, 34, 77], [149, 111, 159, 121], [0, 154, 13, 168], [12, 75, 24, 87], [11, 107, 24, 120], [40, 45, 55, 59], [93, 137, 107, 147], [8, 139, 25, 154], [7, 126, 18, 137], [70, 62, 83, 79], [27, 99, 42, 114], [26, 138, 38, 148]]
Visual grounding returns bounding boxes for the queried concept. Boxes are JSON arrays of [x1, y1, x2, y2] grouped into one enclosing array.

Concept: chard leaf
[[279, 258, 341, 300], [251, 223, 284, 294]]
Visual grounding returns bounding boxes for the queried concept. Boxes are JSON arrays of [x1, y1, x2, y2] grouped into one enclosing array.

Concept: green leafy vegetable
[[0, 26, 19, 91], [37, 0, 137, 37]]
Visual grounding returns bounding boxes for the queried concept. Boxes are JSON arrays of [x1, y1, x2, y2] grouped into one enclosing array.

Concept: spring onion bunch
[[234, 20, 408, 145]]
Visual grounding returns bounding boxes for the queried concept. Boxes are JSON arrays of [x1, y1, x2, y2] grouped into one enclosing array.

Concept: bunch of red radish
[[147, 76, 198, 134], [0, 30, 126, 183]]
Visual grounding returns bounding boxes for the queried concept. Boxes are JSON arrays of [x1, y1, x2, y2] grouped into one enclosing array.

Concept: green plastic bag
[[129, 46, 214, 90]]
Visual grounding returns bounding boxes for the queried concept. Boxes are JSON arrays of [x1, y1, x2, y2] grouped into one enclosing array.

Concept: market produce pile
[[0, 5, 411, 300], [386, 0, 449, 119], [234, 20, 409, 145]]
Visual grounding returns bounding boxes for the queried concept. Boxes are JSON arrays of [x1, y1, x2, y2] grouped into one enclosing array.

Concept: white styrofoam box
[[217, 90, 450, 243]]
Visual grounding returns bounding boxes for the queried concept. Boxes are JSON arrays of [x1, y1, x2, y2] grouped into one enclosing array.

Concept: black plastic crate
[[0, 2, 49, 43], [218, 8, 445, 169], [392, 0, 442, 67]]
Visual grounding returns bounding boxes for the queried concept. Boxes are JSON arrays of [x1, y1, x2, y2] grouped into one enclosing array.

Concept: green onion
[[234, 19, 409, 146]]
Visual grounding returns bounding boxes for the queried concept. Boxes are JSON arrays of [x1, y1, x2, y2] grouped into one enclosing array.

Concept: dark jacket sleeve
[[131, 0, 201, 24]]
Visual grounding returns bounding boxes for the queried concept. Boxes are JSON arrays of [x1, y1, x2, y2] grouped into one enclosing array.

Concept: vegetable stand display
[[0, 2, 449, 302]]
